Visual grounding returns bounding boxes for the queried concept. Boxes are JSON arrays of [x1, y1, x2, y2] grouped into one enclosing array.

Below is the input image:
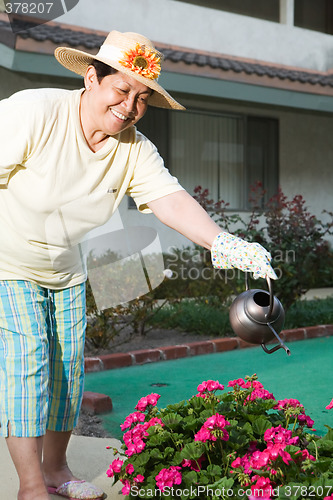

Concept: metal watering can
[[229, 273, 291, 355]]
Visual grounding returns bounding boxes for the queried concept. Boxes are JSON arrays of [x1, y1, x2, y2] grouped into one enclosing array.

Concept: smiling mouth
[[111, 109, 129, 121]]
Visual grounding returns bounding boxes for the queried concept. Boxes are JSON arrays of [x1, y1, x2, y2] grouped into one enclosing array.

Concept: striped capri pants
[[0, 280, 86, 437]]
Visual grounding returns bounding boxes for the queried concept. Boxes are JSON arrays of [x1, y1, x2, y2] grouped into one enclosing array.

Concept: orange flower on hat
[[120, 43, 161, 80]]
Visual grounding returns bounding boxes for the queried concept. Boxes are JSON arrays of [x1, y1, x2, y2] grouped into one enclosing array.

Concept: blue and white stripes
[[0, 280, 86, 437]]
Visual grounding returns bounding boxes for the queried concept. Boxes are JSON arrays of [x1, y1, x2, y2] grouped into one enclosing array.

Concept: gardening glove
[[211, 231, 277, 280]]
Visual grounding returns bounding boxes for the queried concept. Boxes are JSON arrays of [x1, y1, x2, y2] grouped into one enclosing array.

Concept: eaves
[[1, 15, 333, 111]]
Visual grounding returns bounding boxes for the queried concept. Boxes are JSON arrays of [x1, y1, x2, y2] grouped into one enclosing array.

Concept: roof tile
[[1, 18, 333, 88]]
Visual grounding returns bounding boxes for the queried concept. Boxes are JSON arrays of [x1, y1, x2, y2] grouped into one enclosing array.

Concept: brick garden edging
[[84, 324, 333, 373], [82, 324, 333, 414]]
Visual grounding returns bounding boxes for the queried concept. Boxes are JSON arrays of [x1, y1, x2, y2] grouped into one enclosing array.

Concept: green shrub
[[284, 297, 333, 330], [148, 296, 333, 337], [148, 299, 232, 337], [193, 183, 333, 310]]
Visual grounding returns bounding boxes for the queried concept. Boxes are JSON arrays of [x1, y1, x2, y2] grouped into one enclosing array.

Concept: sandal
[[47, 480, 105, 500]]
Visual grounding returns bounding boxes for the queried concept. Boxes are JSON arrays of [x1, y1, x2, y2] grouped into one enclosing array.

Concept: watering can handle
[[244, 273, 274, 320]]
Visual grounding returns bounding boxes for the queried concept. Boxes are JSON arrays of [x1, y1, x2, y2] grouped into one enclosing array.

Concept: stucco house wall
[[58, 0, 333, 71]]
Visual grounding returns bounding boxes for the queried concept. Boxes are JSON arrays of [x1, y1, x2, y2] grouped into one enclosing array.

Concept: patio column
[[280, 0, 295, 25]]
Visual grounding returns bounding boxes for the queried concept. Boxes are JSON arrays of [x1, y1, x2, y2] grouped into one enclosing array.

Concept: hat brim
[[54, 47, 185, 110]]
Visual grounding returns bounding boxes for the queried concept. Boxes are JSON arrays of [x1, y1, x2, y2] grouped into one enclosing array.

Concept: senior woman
[[0, 31, 277, 500]]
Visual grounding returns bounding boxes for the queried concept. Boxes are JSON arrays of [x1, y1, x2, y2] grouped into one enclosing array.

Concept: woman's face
[[83, 67, 152, 137]]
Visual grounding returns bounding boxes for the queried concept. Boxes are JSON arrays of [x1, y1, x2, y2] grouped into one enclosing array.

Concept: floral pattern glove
[[211, 232, 277, 280]]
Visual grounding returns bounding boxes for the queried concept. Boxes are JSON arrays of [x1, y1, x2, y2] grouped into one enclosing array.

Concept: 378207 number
[[284, 485, 333, 497], [5, 2, 54, 14]]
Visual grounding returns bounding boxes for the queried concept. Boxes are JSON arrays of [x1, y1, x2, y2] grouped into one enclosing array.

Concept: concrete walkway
[[302, 287, 333, 300], [0, 434, 123, 499]]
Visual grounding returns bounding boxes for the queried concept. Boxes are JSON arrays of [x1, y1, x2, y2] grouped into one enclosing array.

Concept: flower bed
[[107, 375, 333, 500]]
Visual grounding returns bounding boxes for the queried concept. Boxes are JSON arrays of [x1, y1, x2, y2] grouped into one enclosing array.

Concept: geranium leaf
[[146, 433, 165, 446], [162, 412, 183, 428], [210, 476, 234, 490], [179, 441, 206, 460], [132, 451, 150, 466], [207, 464, 222, 478], [313, 457, 333, 472], [241, 421, 253, 434], [149, 448, 163, 459], [252, 416, 272, 435], [163, 446, 175, 459], [189, 397, 206, 410], [322, 426, 333, 441], [172, 450, 183, 465], [182, 470, 198, 486], [183, 416, 198, 431], [318, 440, 333, 454], [165, 401, 186, 413]]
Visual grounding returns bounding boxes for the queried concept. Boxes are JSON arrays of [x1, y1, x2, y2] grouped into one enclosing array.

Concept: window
[[135, 108, 279, 211], [174, 0, 279, 23], [294, 0, 333, 35]]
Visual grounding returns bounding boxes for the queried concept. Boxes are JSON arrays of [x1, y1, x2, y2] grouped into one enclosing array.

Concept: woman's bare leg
[[42, 430, 79, 489], [6, 424, 50, 500]]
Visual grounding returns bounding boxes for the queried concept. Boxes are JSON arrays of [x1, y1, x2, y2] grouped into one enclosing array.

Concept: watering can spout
[[263, 322, 291, 356], [261, 343, 291, 355]]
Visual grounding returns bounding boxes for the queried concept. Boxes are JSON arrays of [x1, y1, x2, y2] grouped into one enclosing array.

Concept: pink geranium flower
[[246, 387, 275, 402], [155, 466, 182, 491], [125, 464, 134, 475], [264, 425, 299, 447], [123, 423, 149, 456], [297, 413, 314, 428], [294, 449, 315, 462], [120, 411, 146, 431], [196, 380, 224, 395], [274, 398, 303, 411], [228, 378, 246, 388], [251, 476, 275, 498], [249, 497, 272, 500], [119, 472, 144, 495], [195, 412, 230, 442], [231, 454, 253, 475], [135, 393, 161, 412], [106, 458, 123, 477], [267, 445, 292, 465], [144, 417, 164, 429], [207, 380, 224, 391], [123, 415, 164, 457], [326, 397, 333, 410], [194, 427, 212, 442], [120, 479, 131, 495], [181, 455, 205, 471], [244, 380, 264, 390], [249, 449, 271, 469]]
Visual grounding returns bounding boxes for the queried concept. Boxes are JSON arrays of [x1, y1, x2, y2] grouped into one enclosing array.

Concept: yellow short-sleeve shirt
[[0, 88, 183, 289]]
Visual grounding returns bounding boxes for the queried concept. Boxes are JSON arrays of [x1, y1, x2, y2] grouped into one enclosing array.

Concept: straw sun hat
[[54, 30, 185, 110]]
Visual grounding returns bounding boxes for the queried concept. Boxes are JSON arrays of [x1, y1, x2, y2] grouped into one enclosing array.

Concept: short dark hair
[[90, 59, 118, 83], [88, 59, 154, 100]]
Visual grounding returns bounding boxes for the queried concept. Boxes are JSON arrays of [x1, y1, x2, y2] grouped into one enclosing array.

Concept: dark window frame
[[131, 107, 279, 211], [173, 0, 280, 22]]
